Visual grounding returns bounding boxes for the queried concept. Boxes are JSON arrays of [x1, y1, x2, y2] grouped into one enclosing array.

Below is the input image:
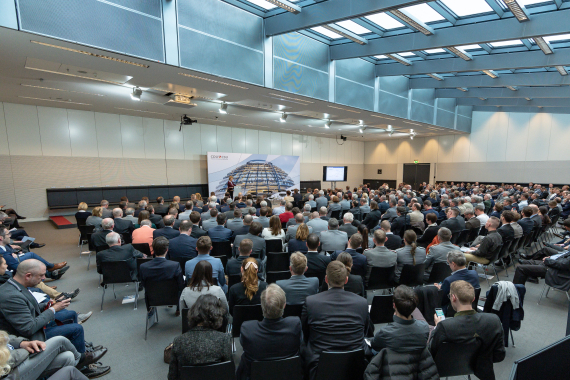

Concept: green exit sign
[[414, 160, 419, 164]]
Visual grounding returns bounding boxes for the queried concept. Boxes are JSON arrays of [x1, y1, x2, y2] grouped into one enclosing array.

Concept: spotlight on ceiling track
[[325, 119, 332, 128], [265, 0, 301, 14], [409, 129, 416, 140], [386, 125, 393, 132], [130, 87, 142, 101], [389, 130, 394, 137], [280, 113, 287, 123], [219, 102, 228, 114], [482, 70, 499, 79]]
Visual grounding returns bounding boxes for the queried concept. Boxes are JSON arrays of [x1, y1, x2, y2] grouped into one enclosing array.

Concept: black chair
[[232, 305, 263, 347], [310, 207, 317, 213], [121, 233, 132, 245], [95, 244, 109, 253], [468, 244, 502, 287], [132, 243, 152, 257], [369, 294, 394, 324], [398, 263, 426, 287], [479, 227, 488, 236], [466, 227, 480, 244], [265, 239, 283, 253], [433, 341, 481, 379], [76, 217, 87, 227], [450, 231, 460, 245], [330, 210, 341, 219], [281, 221, 288, 231], [283, 303, 303, 318], [100, 260, 139, 311], [78, 225, 95, 270], [454, 229, 470, 247], [212, 241, 233, 259], [180, 361, 235, 380], [251, 356, 303, 380], [144, 278, 180, 339], [315, 349, 365, 380], [266, 271, 291, 284], [136, 258, 153, 281], [266, 252, 291, 272], [425, 262, 452, 284], [473, 287, 482, 310], [367, 266, 396, 291], [496, 240, 513, 277], [170, 257, 190, 275], [228, 274, 241, 289], [362, 213, 369, 220]]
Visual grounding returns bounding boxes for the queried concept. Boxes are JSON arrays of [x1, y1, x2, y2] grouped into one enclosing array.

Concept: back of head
[[105, 231, 120, 246], [290, 252, 307, 276], [269, 215, 281, 236], [522, 206, 532, 217], [374, 229, 387, 245], [450, 280, 475, 305], [380, 220, 391, 231], [328, 218, 339, 230], [343, 212, 354, 223], [243, 215, 253, 225], [295, 223, 310, 241], [306, 233, 320, 250], [502, 210, 514, 223], [242, 257, 259, 300], [261, 284, 286, 319], [349, 233, 363, 249], [319, 207, 327, 216], [102, 218, 114, 230], [370, 201, 378, 210], [15, 259, 43, 278], [234, 209, 242, 218], [196, 236, 212, 255], [393, 285, 418, 318], [336, 252, 353, 272], [163, 215, 175, 227], [187, 294, 224, 330], [179, 220, 192, 233], [488, 216, 500, 229], [438, 227, 452, 242], [152, 236, 169, 257], [403, 230, 418, 264], [426, 213, 437, 225], [126, 208, 135, 216], [239, 238, 253, 256], [249, 221, 262, 236], [138, 210, 150, 224], [447, 250, 467, 267], [295, 213, 304, 223], [326, 261, 348, 288], [396, 206, 407, 215], [112, 208, 122, 218], [216, 213, 227, 225]]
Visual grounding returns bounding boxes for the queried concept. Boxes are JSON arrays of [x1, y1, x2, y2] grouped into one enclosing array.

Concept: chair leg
[[134, 282, 139, 311], [502, 258, 509, 277], [145, 308, 149, 340], [546, 286, 551, 298], [101, 286, 106, 311], [538, 283, 548, 304], [566, 291, 570, 301], [510, 330, 516, 348], [113, 284, 116, 299], [87, 252, 91, 271]]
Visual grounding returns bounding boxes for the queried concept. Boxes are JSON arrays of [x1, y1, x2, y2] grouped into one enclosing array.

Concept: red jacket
[[279, 212, 294, 224]]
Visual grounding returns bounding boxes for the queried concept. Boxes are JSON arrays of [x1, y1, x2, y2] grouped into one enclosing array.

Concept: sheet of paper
[[122, 295, 136, 304], [32, 292, 48, 304]]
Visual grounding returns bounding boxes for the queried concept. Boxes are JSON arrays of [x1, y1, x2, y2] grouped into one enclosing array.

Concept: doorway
[[403, 164, 430, 191]]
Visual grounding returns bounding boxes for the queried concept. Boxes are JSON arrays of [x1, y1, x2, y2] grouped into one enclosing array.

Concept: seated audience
[[237, 284, 302, 380], [362, 200, 381, 230], [434, 250, 480, 313], [338, 212, 358, 239], [99, 200, 112, 219], [185, 236, 226, 292], [319, 218, 348, 252], [320, 252, 364, 297], [75, 202, 91, 222], [262, 215, 286, 244], [287, 223, 310, 254], [153, 216, 180, 240], [430, 281, 505, 380], [123, 208, 138, 224], [285, 214, 313, 242], [330, 234, 367, 277], [189, 211, 207, 238], [464, 209, 481, 231], [90, 218, 114, 248], [131, 219, 155, 255], [514, 246, 570, 286], [145, 205, 165, 229], [364, 229, 397, 285], [112, 208, 134, 235], [306, 211, 328, 236], [85, 207, 103, 231], [226, 239, 261, 278], [279, 202, 294, 224], [135, 211, 154, 229], [464, 217, 502, 265], [417, 213, 440, 247], [179, 260, 228, 314], [227, 209, 244, 233], [440, 208, 465, 234], [371, 285, 429, 354], [168, 295, 232, 380], [380, 221, 403, 251], [395, 230, 427, 282], [475, 204, 490, 226], [207, 214, 233, 242], [517, 206, 534, 235], [201, 209, 219, 232], [256, 206, 270, 228], [166, 221, 198, 262], [232, 222, 266, 259], [96, 232, 145, 281], [276, 252, 319, 305], [424, 227, 455, 281], [228, 258, 268, 315]]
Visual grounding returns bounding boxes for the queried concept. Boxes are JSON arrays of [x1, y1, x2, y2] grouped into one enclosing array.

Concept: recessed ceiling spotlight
[[386, 125, 393, 132], [325, 119, 332, 128], [280, 113, 288, 123], [219, 102, 228, 114], [130, 87, 142, 101]]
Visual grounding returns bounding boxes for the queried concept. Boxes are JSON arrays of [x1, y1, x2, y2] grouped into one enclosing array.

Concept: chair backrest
[[467, 227, 480, 243], [251, 356, 303, 380], [101, 260, 134, 284], [76, 218, 87, 227], [455, 229, 470, 247], [232, 304, 264, 338], [399, 263, 426, 287], [479, 227, 488, 236], [266, 252, 291, 272], [411, 226, 424, 236], [78, 224, 94, 236], [228, 274, 241, 289], [489, 243, 503, 263], [95, 244, 109, 253], [265, 239, 283, 253], [434, 341, 481, 378], [132, 243, 152, 257], [171, 257, 190, 274], [450, 230, 460, 245], [370, 294, 394, 324], [315, 349, 366, 380], [311, 207, 317, 213], [146, 278, 180, 307], [281, 221, 288, 230], [136, 258, 153, 281], [212, 241, 232, 259], [367, 266, 396, 290], [283, 303, 303, 318], [121, 233, 132, 245], [266, 271, 291, 284], [180, 361, 235, 380], [330, 210, 341, 219], [426, 262, 452, 284], [473, 287, 482, 310], [498, 240, 512, 261]]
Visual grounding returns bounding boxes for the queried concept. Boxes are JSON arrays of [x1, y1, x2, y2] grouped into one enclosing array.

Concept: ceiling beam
[[375, 48, 570, 76], [473, 106, 570, 114], [436, 86, 570, 98], [457, 97, 570, 107], [410, 72, 570, 88], [264, 0, 432, 36], [331, 8, 570, 60]]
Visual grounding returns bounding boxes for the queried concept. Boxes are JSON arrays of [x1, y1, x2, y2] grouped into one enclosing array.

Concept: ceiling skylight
[[543, 34, 570, 43], [440, 0, 494, 17], [375, 55, 388, 59], [457, 44, 482, 51], [424, 48, 446, 54], [400, 4, 446, 23], [365, 12, 405, 29], [335, 20, 371, 34], [244, 0, 298, 10], [516, 0, 549, 5], [489, 39, 524, 48], [311, 26, 343, 39], [398, 52, 415, 57]]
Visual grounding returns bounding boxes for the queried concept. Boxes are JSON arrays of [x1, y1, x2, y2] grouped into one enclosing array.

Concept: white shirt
[[476, 213, 489, 225]]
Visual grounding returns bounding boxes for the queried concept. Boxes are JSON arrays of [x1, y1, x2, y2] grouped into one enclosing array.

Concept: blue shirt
[[185, 254, 226, 287]]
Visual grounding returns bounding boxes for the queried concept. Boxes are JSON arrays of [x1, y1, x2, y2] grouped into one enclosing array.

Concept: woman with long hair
[[179, 260, 228, 313], [395, 230, 427, 282], [538, 206, 552, 227], [227, 258, 267, 316], [261, 215, 285, 244], [287, 223, 310, 253], [358, 224, 371, 250]]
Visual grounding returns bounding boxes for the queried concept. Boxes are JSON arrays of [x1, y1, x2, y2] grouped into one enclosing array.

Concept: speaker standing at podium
[[227, 176, 236, 199]]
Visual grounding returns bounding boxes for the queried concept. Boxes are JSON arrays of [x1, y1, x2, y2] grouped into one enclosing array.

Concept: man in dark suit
[[464, 210, 481, 231], [96, 232, 145, 281], [153, 215, 180, 240], [302, 260, 373, 380], [517, 207, 534, 235], [378, 195, 390, 214], [189, 211, 207, 239], [381, 220, 403, 250], [139, 237, 185, 312], [91, 218, 115, 248], [338, 212, 358, 239], [133, 200, 147, 218], [390, 206, 409, 237], [431, 281, 505, 380], [207, 213, 233, 242], [363, 229, 398, 285], [167, 207, 182, 230], [514, 249, 570, 287], [166, 220, 198, 261], [154, 196, 169, 215], [237, 284, 302, 380], [440, 208, 465, 234], [330, 234, 367, 278], [434, 250, 480, 313], [305, 234, 331, 285], [276, 252, 319, 305], [497, 211, 515, 243], [112, 208, 134, 235], [529, 204, 543, 229], [232, 214, 253, 239], [417, 213, 440, 247], [233, 222, 266, 259], [146, 205, 165, 229]]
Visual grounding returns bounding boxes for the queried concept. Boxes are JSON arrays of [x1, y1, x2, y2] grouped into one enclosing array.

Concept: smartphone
[[435, 308, 445, 321]]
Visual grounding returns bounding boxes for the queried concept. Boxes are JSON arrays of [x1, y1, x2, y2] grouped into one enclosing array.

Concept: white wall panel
[[245, 129, 259, 154], [311, 136, 320, 163], [292, 134, 304, 162], [437, 135, 454, 163], [320, 138, 330, 164], [452, 135, 470, 163], [486, 112, 508, 162], [37, 106, 71, 157], [94, 112, 122, 158], [231, 128, 246, 154], [468, 111, 491, 162], [328, 138, 339, 164], [526, 113, 551, 161], [548, 114, 570, 161], [120, 115, 145, 159], [67, 110, 98, 157], [409, 137, 424, 163], [423, 137, 439, 163], [164, 120, 185, 160], [4, 103, 42, 156], [355, 141, 364, 164], [384, 140, 398, 164], [270, 132, 282, 155], [0, 104, 9, 155], [143, 118, 165, 159], [200, 124, 217, 154], [258, 131, 271, 154], [184, 124, 201, 160], [281, 133, 293, 156], [505, 113, 529, 162], [397, 140, 411, 163], [216, 126, 232, 153]]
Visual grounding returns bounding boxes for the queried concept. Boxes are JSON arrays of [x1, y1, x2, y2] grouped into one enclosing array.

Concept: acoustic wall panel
[[384, 139, 399, 164], [143, 118, 165, 159], [281, 133, 293, 157], [0, 156, 16, 210], [486, 112, 508, 162], [336, 59, 375, 87], [36, 106, 71, 157], [468, 111, 492, 162], [310, 136, 320, 163], [245, 129, 259, 154], [0, 104, 9, 155], [423, 137, 439, 163], [183, 124, 201, 160], [200, 124, 217, 155], [456, 115, 472, 133], [378, 76, 409, 98], [274, 33, 329, 72], [258, 131, 271, 155], [231, 128, 246, 154], [274, 59, 329, 101], [397, 140, 412, 163], [164, 120, 185, 160], [95, 112, 122, 158], [505, 112, 529, 162], [437, 135, 454, 163], [526, 113, 551, 161], [216, 126, 233, 153], [436, 110, 455, 130], [270, 132, 282, 155], [119, 115, 145, 159], [409, 137, 425, 163], [3, 103, 42, 156], [452, 135, 470, 163], [67, 110, 98, 158], [411, 89, 435, 106], [377, 93, 408, 119], [549, 114, 570, 161], [320, 138, 330, 164], [335, 78, 374, 112], [410, 102, 434, 124], [292, 134, 304, 163], [438, 98, 456, 113]]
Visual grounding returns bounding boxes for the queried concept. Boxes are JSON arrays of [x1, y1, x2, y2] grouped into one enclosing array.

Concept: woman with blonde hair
[[395, 230, 427, 282], [194, 193, 204, 207], [261, 215, 285, 244], [287, 223, 310, 253], [75, 202, 91, 223], [227, 258, 267, 316], [85, 207, 102, 231]]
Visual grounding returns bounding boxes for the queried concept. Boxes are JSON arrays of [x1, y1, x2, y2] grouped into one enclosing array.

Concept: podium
[[234, 185, 243, 196]]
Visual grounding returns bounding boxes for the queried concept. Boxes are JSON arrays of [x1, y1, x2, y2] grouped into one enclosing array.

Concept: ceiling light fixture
[[20, 84, 105, 96], [385, 53, 412, 66], [525, 97, 532, 101], [321, 24, 367, 45], [386, 125, 393, 132], [507, 86, 518, 91], [25, 67, 124, 85], [115, 107, 169, 115], [264, 0, 301, 14], [219, 102, 228, 114], [555, 66, 568, 76], [280, 113, 288, 123], [446, 46, 473, 61], [268, 93, 313, 103], [482, 69, 499, 78], [178, 72, 249, 89], [478, 97, 487, 100], [389, 130, 395, 136], [457, 87, 469, 92], [534, 37, 553, 55], [130, 87, 142, 101], [18, 96, 91, 106], [427, 73, 444, 81], [328, 105, 361, 113], [30, 40, 150, 68], [503, 0, 530, 22], [389, 10, 434, 35], [325, 119, 332, 128]]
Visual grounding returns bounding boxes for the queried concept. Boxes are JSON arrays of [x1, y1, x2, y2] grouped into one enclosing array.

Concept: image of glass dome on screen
[[216, 160, 295, 197]]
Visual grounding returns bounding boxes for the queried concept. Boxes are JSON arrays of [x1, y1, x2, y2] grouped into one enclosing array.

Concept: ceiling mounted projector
[[164, 94, 197, 109]]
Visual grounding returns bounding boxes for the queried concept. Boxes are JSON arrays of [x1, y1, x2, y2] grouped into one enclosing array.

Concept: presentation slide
[[325, 166, 347, 182]]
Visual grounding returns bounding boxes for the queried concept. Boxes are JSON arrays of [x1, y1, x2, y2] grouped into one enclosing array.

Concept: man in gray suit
[[286, 214, 314, 242], [243, 199, 256, 215], [276, 252, 319, 305], [363, 229, 397, 285], [359, 198, 371, 215], [233, 222, 266, 260], [424, 227, 456, 281], [306, 194, 316, 209], [225, 202, 237, 220], [201, 209, 218, 232], [256, 207, 271, 228], [307, 212, 328, 237], [338, 212, 358, 239], [381, 199, 398, 221], [100, 200, 113, 219], [123, 208, 138, 224], [226, 209, 244, 233], [201, 202, 216, 221], [319, 218, 348, 252], [315, 191, 328, 210]]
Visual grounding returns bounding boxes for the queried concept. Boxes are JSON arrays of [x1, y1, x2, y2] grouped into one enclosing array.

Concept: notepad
[[32, 292, 48, 304]]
